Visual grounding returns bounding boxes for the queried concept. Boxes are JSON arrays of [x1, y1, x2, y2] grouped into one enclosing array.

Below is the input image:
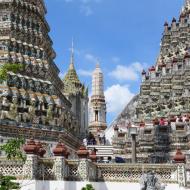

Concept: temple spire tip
[[69, 38, 75, 70]]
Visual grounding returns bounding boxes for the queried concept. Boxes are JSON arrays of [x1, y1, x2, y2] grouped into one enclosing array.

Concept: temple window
[[10, 14, 15, 22], [20, 114, 24, 122], [39, 118, 43, 125], [26, 100, 30, 106], [144, 129, 151, 134], [178, 65, 182, 70], [44, 103, 48, 109], [95, 110, 98, 121], [2, 14, 9, 21]]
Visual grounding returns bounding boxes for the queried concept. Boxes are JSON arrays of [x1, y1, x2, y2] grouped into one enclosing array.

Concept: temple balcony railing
[[0, 157, 24, 179], [66, 160, 79, 181], [4, 158, 178, 183], [96, 163, 178, 183], [113, 150, 126, 155], [0, 154, 188, 187], [170, 144, 188, 151], [0, 119, 82, 148], [0, 119, 65, 132], [36, 157, 55, 180]]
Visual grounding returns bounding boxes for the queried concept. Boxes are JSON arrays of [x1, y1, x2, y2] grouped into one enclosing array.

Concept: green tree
[[0, 175, 20, 190], [0, 138, 26, 162], [81, 184, 95, 190], [0, 63, 24, 82]]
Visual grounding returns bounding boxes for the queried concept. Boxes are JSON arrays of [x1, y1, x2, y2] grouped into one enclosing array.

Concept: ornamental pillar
[[173, 149, 187, 187], [177, 164, 186, 187], [77, 145, 89, 181], [53, 142, 67, 180], [23, 139, 38, 180]]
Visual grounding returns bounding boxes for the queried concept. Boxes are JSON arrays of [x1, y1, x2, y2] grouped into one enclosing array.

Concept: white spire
[[94, 59, 102, 74], [92, 62, 104, 96], [89, 61, 107, 135]]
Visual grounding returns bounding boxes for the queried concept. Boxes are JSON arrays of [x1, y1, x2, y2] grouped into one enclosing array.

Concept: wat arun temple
[[0, 0, 89, 154], [1, 0, 190, 190], [108, 0, 190, 164], [0, 0, 190, 184]]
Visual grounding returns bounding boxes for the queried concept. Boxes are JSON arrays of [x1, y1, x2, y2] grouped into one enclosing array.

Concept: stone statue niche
[[140, 171, 166, 190]]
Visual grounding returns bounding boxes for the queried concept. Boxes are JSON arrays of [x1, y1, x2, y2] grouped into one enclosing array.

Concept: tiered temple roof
[[111, 0, 190, 163], [0, 0, 82, 150]]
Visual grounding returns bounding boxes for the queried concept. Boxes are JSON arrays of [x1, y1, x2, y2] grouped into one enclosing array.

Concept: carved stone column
[[77, 145, 89, 181], [177, 164, 186, 187], [23, 139, 38, 179], [53, 142, 67, 180]]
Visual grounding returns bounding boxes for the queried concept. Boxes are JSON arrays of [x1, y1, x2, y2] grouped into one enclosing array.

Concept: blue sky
[[45, 0, 184, 124]]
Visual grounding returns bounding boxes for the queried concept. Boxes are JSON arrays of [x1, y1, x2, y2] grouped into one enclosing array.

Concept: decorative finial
[[69, 38, 75, 70], [96, 58, 100, 68]]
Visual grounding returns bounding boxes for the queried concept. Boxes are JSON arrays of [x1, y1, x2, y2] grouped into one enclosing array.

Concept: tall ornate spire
[[63, 40, 82, 95], [69, 38, 75, 70], [89, 62, 107, 139], [92, 60, 104, 97]]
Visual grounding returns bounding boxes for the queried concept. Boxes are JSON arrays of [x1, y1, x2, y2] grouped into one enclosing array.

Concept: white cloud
[[111, 56, 120, 63], [64, 0, 102, 16], [80, 5, 93, 16], [105, 84, 134, 114], [132, 62, 144, 72], [84, 53, 97, 63], [78, 69, 93, 77], [109, 62, 145, 81]]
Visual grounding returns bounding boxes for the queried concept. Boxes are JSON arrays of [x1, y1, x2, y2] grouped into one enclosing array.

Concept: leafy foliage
[[81, 184, 95, 190], [0, 63, 24, 82], [0, 175, 20, 190], [0, 138, 26, 162]]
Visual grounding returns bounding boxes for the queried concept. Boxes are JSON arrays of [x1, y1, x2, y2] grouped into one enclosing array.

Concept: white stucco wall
[[19, 180, 187, 190]]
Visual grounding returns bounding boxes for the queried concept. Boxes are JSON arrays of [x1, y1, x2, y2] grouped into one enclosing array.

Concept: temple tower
[[89, 63, 107, 139], [109, 0, 190, 163], [63, 42, 88, 138], [0, 0, 81, 150]]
